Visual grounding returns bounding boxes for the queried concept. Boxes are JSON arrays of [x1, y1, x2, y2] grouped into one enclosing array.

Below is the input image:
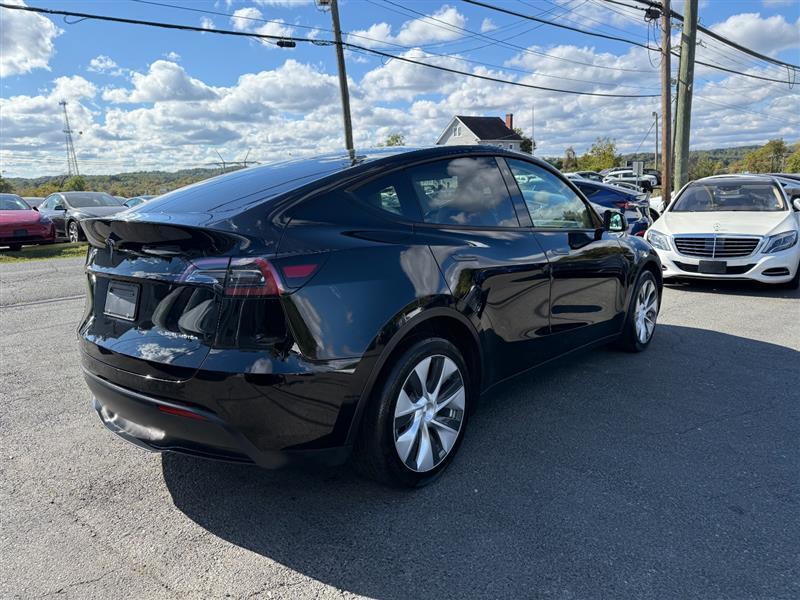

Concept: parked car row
[[0, 192, 157, 250]]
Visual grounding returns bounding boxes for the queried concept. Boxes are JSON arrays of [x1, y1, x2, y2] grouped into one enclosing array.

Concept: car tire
[[616, 269, 660, 352], [353, 337, 472, 488], [68, 220, 82, 243]]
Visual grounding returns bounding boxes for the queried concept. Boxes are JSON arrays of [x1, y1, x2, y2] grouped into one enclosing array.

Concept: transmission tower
[[59, 100, 80, 176]]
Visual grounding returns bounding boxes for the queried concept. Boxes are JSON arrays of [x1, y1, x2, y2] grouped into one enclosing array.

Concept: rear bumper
[[0, 226, 55, 246], [85, 368, 351, 469]]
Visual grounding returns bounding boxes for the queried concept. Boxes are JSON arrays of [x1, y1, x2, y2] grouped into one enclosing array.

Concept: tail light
[[181, 255, 324, 296], [613, 200, 634, 210], [635, 230, 646, 237]]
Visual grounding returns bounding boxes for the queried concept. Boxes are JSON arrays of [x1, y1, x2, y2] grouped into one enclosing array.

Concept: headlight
[[763, 231, 798, 253], [646, 229, 671, 251]]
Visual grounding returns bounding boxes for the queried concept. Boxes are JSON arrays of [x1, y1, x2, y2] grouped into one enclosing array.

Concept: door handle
[[548, 248, 570, 257], [452, 254, 479, 262]]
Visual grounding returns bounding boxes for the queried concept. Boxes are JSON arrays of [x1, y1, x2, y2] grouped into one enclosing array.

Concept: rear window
[[350, 172, 420, 220], [406, 157, 518, 227], [66, 193, 122, 208]]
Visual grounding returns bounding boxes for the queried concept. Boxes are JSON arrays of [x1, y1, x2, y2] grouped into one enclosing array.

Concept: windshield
[[671, 182, 786, 212], [66, 193, 122, 208], [0, 195, 30, 210]]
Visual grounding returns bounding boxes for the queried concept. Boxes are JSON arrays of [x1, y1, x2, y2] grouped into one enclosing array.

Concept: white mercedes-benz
[[646, 175, 800, 288]]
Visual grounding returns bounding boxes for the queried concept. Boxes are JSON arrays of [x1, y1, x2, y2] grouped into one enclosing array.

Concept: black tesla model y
[[79, 146, 662, 487]]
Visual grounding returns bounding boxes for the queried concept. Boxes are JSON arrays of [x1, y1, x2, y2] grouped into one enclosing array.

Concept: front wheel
[[354, 337, 471, 487], [68, 221, 82, 243], [617, 270, 660, 352]]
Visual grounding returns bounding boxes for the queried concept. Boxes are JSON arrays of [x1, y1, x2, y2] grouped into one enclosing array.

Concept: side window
[[506, 159, 594, 229], [351, 173, 417, 219], [406, 157, 519, 227], [42, 195, 57, 209]]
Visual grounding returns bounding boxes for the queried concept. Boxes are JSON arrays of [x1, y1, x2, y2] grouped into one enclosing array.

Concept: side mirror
[[793, 198, 800, 212], [54, 204, 66, 211], [603, 210, 627, 232]]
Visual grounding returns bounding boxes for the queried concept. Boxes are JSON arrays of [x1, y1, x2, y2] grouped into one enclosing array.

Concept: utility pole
[[673, 0, 697, 191], [660, 0, 672, 207], [59, 100, 80, 177], [321, 0, 354, 159], [652, 111, 659, 170], [530, 104, 535, 155]]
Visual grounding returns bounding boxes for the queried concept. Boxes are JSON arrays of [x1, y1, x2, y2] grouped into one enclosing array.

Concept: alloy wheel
[[635, 279, 658, 344], [393, 354, 466, 473], [69, 222, 80, 243]]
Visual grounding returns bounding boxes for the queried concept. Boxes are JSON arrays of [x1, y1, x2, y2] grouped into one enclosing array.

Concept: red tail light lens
[[635, 230, 646, 237], [181, 255, 323, 297], [158, 405, 207, 420], [613, 201, 633, 210], [225, 257, 281, 297]]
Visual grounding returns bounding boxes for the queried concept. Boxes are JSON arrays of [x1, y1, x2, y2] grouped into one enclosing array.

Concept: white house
[[435, 114, 524, 151]]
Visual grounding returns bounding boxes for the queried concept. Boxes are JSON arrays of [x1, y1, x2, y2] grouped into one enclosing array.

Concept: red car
[[0, 193, 56, 250]]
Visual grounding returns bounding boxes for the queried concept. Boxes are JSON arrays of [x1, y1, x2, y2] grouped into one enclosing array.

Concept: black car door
[[404, 156, 551, 384], [503, 158, 628, 352]]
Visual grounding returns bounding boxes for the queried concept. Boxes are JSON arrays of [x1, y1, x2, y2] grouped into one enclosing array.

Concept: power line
[[467, 0, 796, 84], [132, 0, 659, 90], [0, 3, 659, 97], [599, 0, 800, 70], [373, 0, 656, 73], [462, 0, 657, 50]]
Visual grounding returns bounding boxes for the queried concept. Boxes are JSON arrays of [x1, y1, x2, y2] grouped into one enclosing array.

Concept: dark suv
[[80, 146, 662, 487]]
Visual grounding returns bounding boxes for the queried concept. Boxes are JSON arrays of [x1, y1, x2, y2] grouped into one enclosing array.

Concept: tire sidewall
[[626, 270, 659, 352], [375, 337, 472, 488]]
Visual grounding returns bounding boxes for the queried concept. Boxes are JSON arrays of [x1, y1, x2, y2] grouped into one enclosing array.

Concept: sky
[[0, 0, 799, 177]]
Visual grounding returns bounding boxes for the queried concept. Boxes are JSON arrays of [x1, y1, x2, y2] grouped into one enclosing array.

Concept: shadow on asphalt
[[162, 325, 799, 598], [664, 277, 800, 299]]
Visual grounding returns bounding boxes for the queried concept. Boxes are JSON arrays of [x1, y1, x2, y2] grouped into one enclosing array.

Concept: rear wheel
[[68, 221, 82, 243], [354, 337, 471, 487], [617, 270, 659, 352]]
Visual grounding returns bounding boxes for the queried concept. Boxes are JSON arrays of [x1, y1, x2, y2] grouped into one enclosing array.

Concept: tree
[[0, 176, 13, 193], [385, 133, 405, 147], [563, 147, 578, 171], [63, 175, 87, 191], [689, 156, 723, 180], [577, 137, 620, 172], [743, 139, 788, 173], [784, 147, 800, 173], [514, 128, 533, 154]]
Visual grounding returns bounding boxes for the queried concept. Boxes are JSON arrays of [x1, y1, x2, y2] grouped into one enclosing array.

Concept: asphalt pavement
[[1, 256, 798, 599]]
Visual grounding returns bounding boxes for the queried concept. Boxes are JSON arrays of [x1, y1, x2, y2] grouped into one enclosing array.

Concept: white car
[[603, 170, 657, 191], [646, 175, 800, 288]]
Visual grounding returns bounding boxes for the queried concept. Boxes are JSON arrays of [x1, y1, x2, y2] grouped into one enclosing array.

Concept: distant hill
[[7, 167, 234, 198], [619, 145, 763, 171]]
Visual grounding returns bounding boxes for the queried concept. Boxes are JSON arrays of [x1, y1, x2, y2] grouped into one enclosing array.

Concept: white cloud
[[163, 51, 181, 61], [0, 0, 62, 77], [347, 5, 466, 48], [710, 13, 800, 56], [87, 55, 127, 77], [230, 7, 294, 46], [200, 17, 215, 30], [254, 0, 313, 5], [103, 60, 219, 103], [480, 18, 498, 33]]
